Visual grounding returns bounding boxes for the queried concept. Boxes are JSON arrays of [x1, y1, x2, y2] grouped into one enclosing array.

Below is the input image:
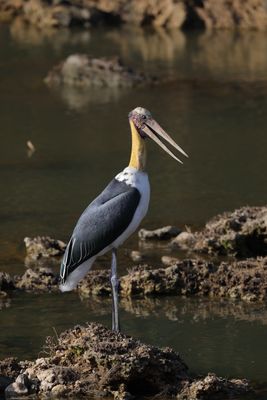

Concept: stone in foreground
[[3, 323, 249, 399]]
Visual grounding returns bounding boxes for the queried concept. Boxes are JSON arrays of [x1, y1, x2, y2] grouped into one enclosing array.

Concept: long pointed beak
[[142, 119, 188, 164]]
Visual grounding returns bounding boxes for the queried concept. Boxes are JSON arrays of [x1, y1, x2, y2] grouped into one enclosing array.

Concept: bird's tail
[[59, 257, 95, 292]]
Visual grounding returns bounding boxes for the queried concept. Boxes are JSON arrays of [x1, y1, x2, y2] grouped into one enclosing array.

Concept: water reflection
[[192, 31, 267, 81], [106, 27, 186, 62], [10, 17, 91, 49]]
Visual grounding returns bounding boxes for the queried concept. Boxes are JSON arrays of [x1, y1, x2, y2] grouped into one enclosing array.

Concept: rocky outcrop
[[45, 54, 155, 88], [3, 323, 249, 399], [2, 0, 267, 30], [186, 0, 267, 30], [172, 206, 267, 258], [24, 236, 66, 259], [79, 257, 267, 302], [139, 225, 181, 240], [14, 267, 59, 293], [2, 0, 186, 29]]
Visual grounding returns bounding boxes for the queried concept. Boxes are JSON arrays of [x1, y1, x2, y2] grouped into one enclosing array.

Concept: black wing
[[60, 178, 140, 282]]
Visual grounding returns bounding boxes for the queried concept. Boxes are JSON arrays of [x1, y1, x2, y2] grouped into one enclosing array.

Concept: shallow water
[[1, 22, 267, 398]]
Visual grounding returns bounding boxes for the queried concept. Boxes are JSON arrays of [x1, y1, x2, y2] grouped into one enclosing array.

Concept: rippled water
[[1, 22, 267, 399]]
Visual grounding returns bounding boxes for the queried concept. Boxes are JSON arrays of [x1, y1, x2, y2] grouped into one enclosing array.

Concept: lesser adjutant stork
[[59, 107, 188, 331]]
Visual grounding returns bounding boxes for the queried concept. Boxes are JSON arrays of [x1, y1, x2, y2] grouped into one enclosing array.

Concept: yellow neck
[[128, 120, 146, 171]]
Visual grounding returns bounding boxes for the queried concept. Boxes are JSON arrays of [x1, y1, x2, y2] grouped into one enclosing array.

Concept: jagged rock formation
[[2, 323, 249, 399]]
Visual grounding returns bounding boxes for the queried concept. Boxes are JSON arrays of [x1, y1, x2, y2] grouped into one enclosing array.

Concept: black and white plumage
[[59, 106, 188, 331], [60, 168, 150, 291]]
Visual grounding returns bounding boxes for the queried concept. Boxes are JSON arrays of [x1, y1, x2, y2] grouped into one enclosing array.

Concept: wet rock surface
[[3, 323, 249, 399], [139, 225, 181, 241], [24, 236, 66, 260], [14, 267, 59, 293], [45, 54, 155, 88], [79, 257, 267, 302], [172, 206, 267, 258]]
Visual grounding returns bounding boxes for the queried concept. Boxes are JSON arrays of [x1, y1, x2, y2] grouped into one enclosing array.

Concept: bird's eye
[[142, 115, 147, 120]]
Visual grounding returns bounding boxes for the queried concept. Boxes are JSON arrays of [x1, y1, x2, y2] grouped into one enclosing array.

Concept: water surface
[[0, 23, 267, 399]]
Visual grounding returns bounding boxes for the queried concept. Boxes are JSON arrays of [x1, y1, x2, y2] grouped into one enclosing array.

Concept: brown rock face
[[186, 0, 267, 30]]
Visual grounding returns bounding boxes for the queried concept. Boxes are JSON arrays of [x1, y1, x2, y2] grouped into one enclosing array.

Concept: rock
[[2, 0, 186, 28], [0, 272, 15, 291], [171, 207, 267, 258], [5, 374, 29, 397], [0, 358, 22, 393], [19, 323, 248, 399], [139, 226, 181, 241], [79, 257, 267, 302], [171, 231, 196, 250], [0, 0, 23, 22], [186, 0, 267, 30], [177, 373, 249, 399], [129, 251, 144, 263], [23, 323, 188, 397], [15, 267, 59, 292], [78, 270, 111, 297], [45, 55, 155, 88], [161, 256, 179, 266], [24, 236, 66, 259]]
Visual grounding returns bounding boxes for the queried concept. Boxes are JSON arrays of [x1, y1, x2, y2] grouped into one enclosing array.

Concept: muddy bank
[[1, 323, 249, 399], [2, 256, 267, 302], [79, 256, 267, 302], [1, 0, 267, 30], [45, 55, 155, 89]]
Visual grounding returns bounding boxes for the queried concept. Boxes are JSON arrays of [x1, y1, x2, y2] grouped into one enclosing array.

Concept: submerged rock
[[3, 323, 249, 399], [139, 225, 181, 241], [14, 267, 59, 292], [24, 236, 66, 259], [45, 55, 154, 88]]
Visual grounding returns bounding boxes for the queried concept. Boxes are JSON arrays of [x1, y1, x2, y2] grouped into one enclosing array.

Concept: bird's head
[[128, 107, 188, 164]]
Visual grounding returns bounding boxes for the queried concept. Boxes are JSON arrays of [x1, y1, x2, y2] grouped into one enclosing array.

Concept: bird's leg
[[110, 248, 120, 332]]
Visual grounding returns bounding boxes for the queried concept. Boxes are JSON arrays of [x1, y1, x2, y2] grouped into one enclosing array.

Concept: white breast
[[112, 166, 150, 248]]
